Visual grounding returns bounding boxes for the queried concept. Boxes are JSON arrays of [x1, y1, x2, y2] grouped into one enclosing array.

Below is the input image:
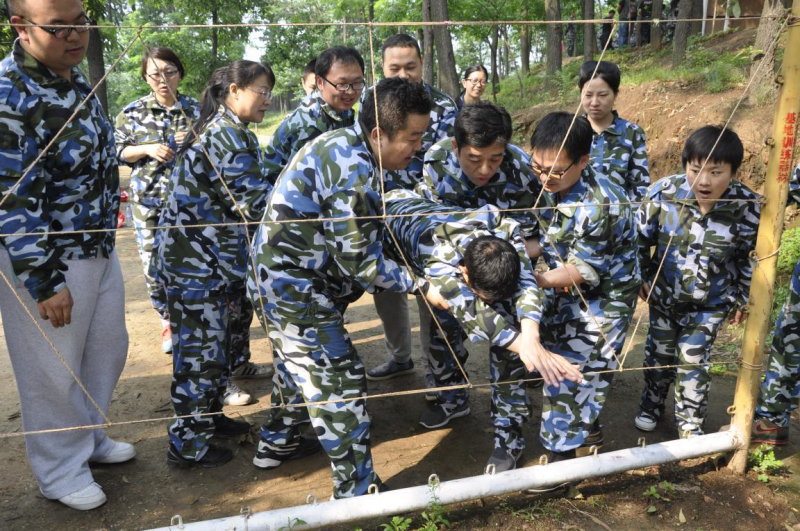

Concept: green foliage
[[277, 517, 307, 530], [643, 481, 675, 501], [381, 515, 413, 531], [748, 444, 786, 477], [778, 227, 800, 275], [642, 485, 662, 500]]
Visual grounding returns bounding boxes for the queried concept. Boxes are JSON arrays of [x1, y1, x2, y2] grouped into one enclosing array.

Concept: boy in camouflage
[[115, 47, 200, 354], [530, 112, 641, 459], [634, 125, 760, 437], [752, 163, 800, 445], [263, 46, 364, 185], [248, 78, 437, 498], [384, 188, 582, 471]]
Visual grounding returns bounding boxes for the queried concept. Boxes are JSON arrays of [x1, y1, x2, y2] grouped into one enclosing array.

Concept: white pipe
[[151, 429, 741, 531]]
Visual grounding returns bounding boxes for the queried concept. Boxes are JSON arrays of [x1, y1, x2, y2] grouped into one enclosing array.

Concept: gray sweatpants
[[0, 251, 128, 499]]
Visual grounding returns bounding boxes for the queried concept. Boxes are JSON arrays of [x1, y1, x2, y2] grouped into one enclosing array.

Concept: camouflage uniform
[[383, 82, 457, 190], [153, 105, 271, 460], [756, 165, 800, 427], [537, 166, 640, 451], [638, 173, 761, 434], [248, 123, 415, 498], [0, 43, 127, 498], [115, 93, 199, 320], [263, 90, 355, 185], [417, 139, 541, 406], [384, 188, 543, 454], [588, 111, 650, 203]]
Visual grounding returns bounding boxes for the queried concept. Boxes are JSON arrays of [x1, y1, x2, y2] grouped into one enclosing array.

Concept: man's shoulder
[[426, 84, 457, 110], [425, 137, 454, 162], [645, 174, 682, 200], [0, 55, 28, 108]]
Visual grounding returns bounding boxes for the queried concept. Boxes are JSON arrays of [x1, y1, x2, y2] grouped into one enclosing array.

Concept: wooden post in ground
[[728, 0, 800, 473]]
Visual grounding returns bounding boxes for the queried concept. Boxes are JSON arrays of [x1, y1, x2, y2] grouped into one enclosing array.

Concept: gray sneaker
[[419, 401, 471, 429], [366, 359, 414, 381], [486, 447, 522, 473]]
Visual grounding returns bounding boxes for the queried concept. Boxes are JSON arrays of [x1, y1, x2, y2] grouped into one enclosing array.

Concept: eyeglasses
[[320, 75, 365, 93], [466, 78, 488, 86], [19, 15, 93, 39], [530, 159, 575, 180], [146, 70, 181, 82], [246, 87, 273, 100]]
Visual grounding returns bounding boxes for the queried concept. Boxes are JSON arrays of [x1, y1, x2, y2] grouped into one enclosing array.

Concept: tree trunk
[[748, 0, 784, 104], [545, 0, 562, 74], [211, 5, 219, 65], [521, 6, 531, 73], [652, 0, 663, 50], [583, 0, 594, 60], [422, 0, 435, 85], [672, 0, 694, 67], [690, 0, 703, 37], [502, 25, 511, 78], [86, 27, 108, 113], [489, 27, 499, 100], [430, 0, 459, 97]]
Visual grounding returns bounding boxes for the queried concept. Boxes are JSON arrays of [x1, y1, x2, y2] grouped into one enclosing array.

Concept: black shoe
[[214, 414, 251, 438], [525, 449, 576, 494], [576, 420, 604, 456], [167, 444, 233, 469], [252, 437, 323, 470]]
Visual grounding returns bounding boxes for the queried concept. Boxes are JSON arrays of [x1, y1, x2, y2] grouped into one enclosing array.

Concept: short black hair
[[578, 60, 621, 93], [360, 77, 432, 139], [302, 58, 317, 76], [315, 46, 365, 78], [141, 47, 185, 81], [682, 125, 744, 173], [530, 112, 593, 163], [463, 235, 520, 302], [462, 64, 489, 81], [381, 33, 421, 59], [454, 101, 512, 149]]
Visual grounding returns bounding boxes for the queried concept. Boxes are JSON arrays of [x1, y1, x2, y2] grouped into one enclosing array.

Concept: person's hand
[[639, 282, 651, 302], [147, 143, 176, 163], [173, 131, 188, 145], [729, 309, 747, 326], [37, 288, 74, 328], [518, 340, 583, 387], [534, 271, 549, 289], [524, 238, 542, 259], [424, 283, 450, 311]]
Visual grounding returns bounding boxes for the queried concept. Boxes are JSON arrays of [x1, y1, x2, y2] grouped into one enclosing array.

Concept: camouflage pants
[[258, 303, 379, 498], [228, 282, 253, 369], [539, 313, 630, 452], [639, 303, 727, 434], [756, 261, 800, 427], [166, 284, 246, 459], [131, 202, 169, 320], [428, 305, 531, 453]]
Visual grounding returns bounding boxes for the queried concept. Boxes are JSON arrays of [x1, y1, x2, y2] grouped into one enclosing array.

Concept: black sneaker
[[419, 401, 471, 429], [525, 449, 576, 494], [752, 418, 790, 446], [167, 444, 233, 469], [214, 414, 251, 438], [252, 437, 323, 470], [486, 447, 522, 473], [366, 359, 415, 381]]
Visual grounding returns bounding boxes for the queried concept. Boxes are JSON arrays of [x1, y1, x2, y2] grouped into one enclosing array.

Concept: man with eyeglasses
[[263, 46, 365, 185], [0, 0, 131, 511], [528, 112, 640, 466]]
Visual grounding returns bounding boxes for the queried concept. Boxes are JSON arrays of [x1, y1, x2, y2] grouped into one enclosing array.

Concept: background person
[[457, 64, 488, 109]]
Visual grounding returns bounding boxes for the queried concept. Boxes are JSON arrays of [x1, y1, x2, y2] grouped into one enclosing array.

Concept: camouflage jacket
[[114, 93, 200, 208], [384, 188, 543, 348], [421, 138, 541, 238], [589, 111, 650, 203], [538, 165, 640, 322], [638, 173, 761, 311], [263, 90, 355, 185], [383, 82, 457, 190], [154, 105, 271, 290], [250, 122, 414, 320], [0, 43, 119, 302]]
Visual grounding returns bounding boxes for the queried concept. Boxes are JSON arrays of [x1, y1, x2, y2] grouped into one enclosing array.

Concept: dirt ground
[[2, 30, 800, 530]]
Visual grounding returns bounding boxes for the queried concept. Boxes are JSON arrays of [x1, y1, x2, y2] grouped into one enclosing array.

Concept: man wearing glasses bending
[[0, 0, 131, 511], [263, 46, 365, 185]]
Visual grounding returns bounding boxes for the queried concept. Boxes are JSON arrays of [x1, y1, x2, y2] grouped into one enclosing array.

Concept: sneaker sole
[[365, 368, 415, 381], [223, 395, 254, 407], [167, 454, 232, 469], [634, 419, 657, 432], [419, 406, 471, 429]]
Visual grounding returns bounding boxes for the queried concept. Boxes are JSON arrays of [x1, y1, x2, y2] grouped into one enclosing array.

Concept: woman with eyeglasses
[[457, 64, 489, 109], [152, 60, 275, 468], [578, 60, 650, 202], [115, 47, 199, 355]]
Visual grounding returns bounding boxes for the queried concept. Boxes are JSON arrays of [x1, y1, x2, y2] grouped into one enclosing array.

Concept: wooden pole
[[728, 1, 800, 473]]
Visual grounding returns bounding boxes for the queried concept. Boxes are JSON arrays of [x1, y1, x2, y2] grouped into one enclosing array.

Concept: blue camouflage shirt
[[589, 111, 650, 202], [0, 42, 119, 302]]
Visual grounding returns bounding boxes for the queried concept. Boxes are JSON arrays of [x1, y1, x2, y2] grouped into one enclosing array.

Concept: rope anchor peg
[[484, 463, 497, 475], [169, 514, 184, 528]]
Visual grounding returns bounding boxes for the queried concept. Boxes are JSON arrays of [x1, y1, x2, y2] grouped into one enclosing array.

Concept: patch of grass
[[251, 111, 286, 146], [748, 444, 786, 476]]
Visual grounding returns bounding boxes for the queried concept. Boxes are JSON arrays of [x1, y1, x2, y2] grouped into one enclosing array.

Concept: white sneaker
[[91, 441, 136, 464], [231, 361, 274, 380], [56, 482, 107, 511], [161, 320, 172, 354], [223, 381, 253, 406], [634, 411, 658, 432]]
